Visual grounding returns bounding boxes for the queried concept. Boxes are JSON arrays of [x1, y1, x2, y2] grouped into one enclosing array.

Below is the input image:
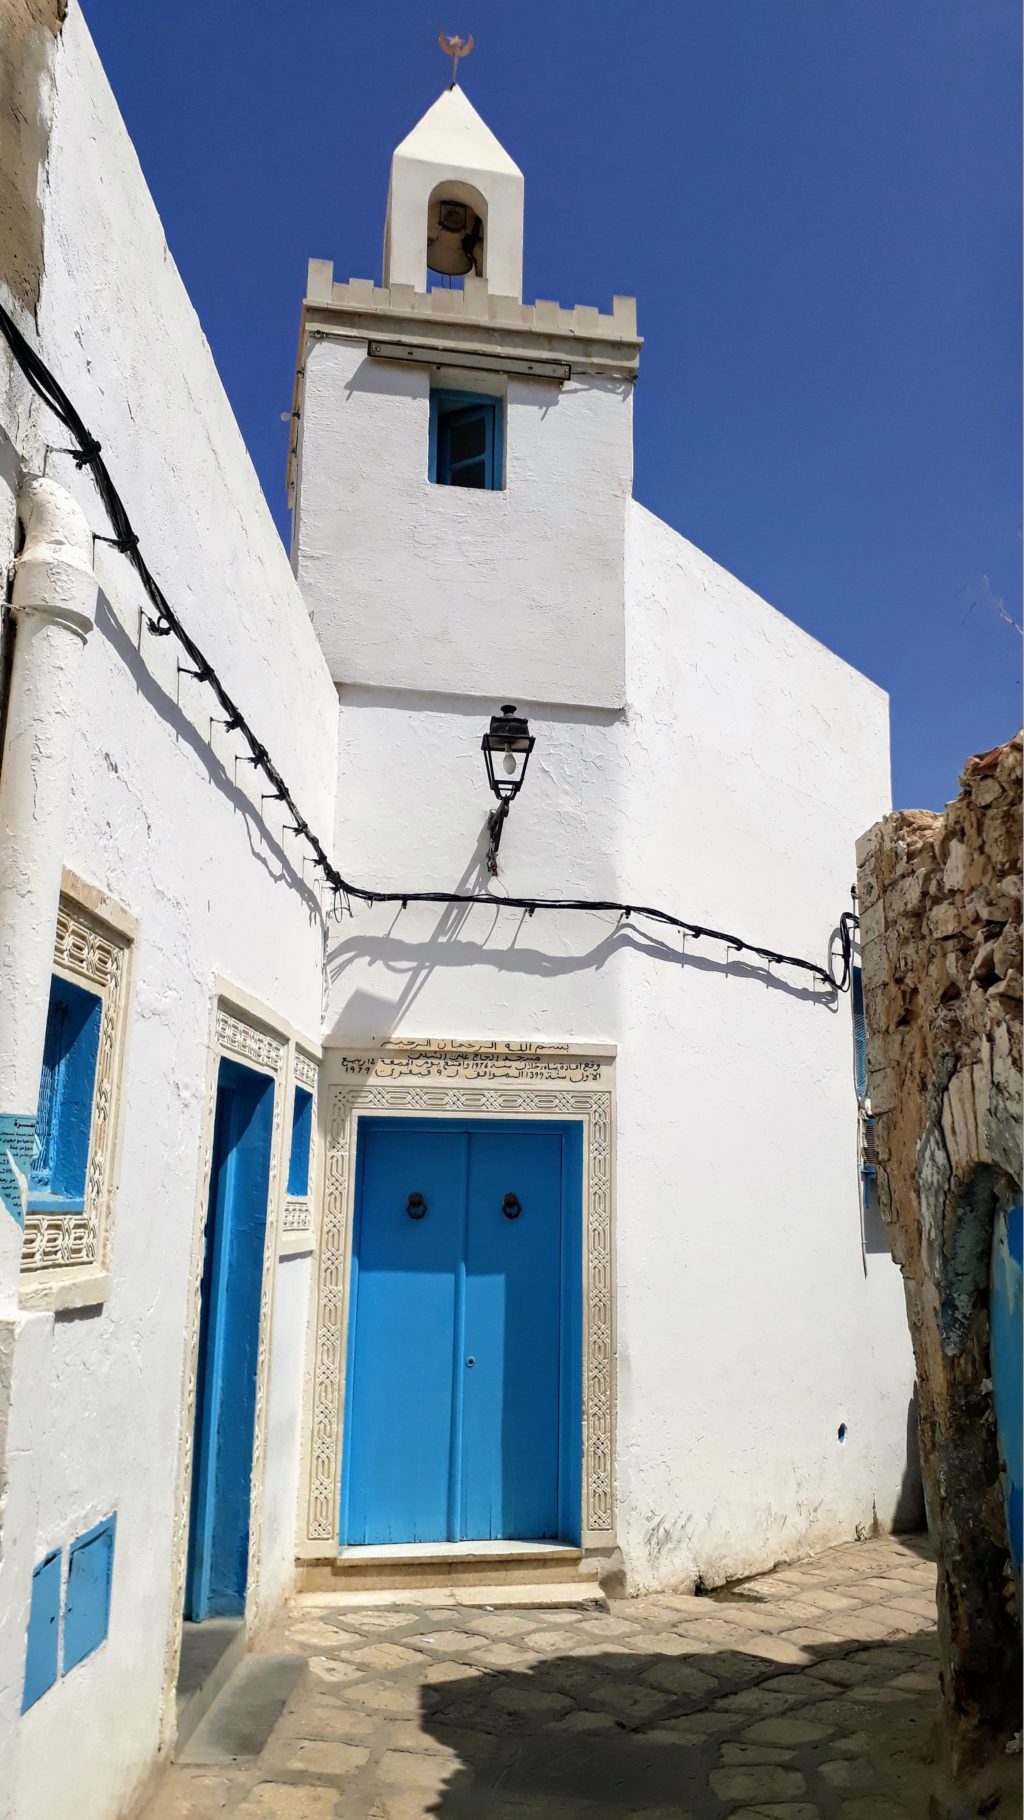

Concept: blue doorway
[[185, 1057, 274, 1620], [341, 1118, 582, 1546]]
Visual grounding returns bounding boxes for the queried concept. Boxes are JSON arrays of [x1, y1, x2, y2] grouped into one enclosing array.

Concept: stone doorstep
[[174, 1619, 248, 1756], [293, 1579, 608, 1613]]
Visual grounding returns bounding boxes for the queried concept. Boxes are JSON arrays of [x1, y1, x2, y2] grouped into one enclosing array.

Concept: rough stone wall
[[0, 0, 65, 318], [856, 733, 1022, 1773]]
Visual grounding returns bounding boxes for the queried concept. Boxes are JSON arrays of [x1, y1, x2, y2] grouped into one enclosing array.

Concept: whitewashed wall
[[324, 496, 918, 1591], [0, 8, 338, 1819], [293, 340, 631, 709]]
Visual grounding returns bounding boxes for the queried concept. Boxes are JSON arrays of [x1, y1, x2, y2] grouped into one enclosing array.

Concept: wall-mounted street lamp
[[481, 704, 534, 876]]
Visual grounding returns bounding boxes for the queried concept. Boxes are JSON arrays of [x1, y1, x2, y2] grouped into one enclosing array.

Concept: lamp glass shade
[[482, 705, 534, 801]]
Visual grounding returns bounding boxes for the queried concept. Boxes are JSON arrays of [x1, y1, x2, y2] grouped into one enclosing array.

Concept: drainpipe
[[0, 474, 97, 1303]]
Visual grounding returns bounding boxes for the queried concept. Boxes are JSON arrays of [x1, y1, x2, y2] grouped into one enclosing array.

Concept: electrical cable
[[0, 301, 858, 994]]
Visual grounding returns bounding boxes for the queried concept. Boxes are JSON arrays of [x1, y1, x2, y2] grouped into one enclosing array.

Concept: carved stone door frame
[[300, 1040, 615, 1558], [163, 984, 316, 1741]]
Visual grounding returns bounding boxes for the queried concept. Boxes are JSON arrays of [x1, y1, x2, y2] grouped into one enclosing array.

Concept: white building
[[0, 12, 919, 1818], [288, 82, 918, 1599]]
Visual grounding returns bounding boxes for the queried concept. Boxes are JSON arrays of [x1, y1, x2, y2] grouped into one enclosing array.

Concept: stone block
[[927, 902, 963, 940], [855, 823, 883, 869], [234, 1788, 338, 1819], [743, 1715, 836, 1745], [885, 869, 929, 918], [994, 922, 1022, 977], [710, 1765, 807, 1800], [858, 899, 886, 947], [532, 299, 560, 329], [943, 841, 969, 891], [306, 258, 334, 303], [378, 1750, 453, 1791], [282, 1738, 369, 1775]]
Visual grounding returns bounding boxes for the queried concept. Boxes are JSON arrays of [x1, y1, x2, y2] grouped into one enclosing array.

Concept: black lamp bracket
[[486, 796, 510, 876]]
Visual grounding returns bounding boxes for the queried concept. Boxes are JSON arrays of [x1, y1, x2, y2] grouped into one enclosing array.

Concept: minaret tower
[[288, 53, 641, 710]]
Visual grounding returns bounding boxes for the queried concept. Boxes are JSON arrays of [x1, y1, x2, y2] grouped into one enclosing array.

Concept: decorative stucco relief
[[165, 1001, 287, 1706], [304, 1042, 615, 1550], [283, 1048, 318, 1235], [22, 896, 130, 1273]]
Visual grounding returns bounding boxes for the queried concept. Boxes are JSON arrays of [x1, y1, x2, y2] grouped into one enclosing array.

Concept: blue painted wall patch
[[63, 1515, 116, 1673], [23, 1550, 61, 1712]]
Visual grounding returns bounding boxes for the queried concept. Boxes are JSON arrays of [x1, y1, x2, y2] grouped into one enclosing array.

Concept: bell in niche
[[427, 195, 483, 277]]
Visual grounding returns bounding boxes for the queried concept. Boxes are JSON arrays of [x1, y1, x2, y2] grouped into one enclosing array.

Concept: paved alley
[[149, 1534, 940, 1819]]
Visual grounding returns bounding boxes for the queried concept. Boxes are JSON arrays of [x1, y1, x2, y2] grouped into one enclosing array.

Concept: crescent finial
[[439, 31, 475, 86]]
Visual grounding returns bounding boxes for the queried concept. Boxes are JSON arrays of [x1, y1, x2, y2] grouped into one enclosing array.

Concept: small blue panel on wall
[[63, 1516, 116, 1673], [287, 1085, 313, 1196], [23, 1550, 61, 1712]]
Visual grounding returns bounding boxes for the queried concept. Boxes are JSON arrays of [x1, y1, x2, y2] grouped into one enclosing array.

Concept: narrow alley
[[149, 1535, 939, 1818]]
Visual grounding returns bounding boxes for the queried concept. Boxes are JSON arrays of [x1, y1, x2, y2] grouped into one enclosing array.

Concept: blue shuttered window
[[287, 1086, 313, 1197], [29, 974, 103, 1214], [429, 392, 503, 490]]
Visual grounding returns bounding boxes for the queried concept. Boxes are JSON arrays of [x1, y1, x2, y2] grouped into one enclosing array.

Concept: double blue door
[[342, 1119, 581, 1545]]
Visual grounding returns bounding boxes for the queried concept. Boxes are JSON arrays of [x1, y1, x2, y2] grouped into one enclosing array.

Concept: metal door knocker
[[502, 1193, 522, 1220], [407, 1192, 427, 1220]]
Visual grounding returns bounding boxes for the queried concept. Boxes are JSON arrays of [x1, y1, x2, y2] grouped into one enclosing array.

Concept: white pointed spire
[[383, 87, 525, 299]]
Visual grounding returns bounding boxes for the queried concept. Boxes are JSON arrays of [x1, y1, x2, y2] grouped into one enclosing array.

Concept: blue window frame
[[429, 391, 503, 490], [29, 974, 103, 1215], [23, 1550, 61, 1712], [63, 1516, 116, 1673], [287, 1085, 314, 1197]]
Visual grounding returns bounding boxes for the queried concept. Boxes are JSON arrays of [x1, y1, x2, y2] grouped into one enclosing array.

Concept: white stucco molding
[[282, 1047, 318, 1246], [300, 1038, 616, 1559], [19, 874, 136, 1283]]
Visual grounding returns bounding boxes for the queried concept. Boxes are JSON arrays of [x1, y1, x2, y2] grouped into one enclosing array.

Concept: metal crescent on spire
[[439, 31, 474, 87]]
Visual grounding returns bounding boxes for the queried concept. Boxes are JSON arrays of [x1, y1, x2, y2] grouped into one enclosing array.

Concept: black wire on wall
[[0, 302, 857, 994]]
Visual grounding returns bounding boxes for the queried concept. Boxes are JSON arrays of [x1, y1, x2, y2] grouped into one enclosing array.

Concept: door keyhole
[[502, 1193, 521, 1220]]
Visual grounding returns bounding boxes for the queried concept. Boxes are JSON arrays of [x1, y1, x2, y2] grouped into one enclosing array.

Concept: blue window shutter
[[430, 393, 503, 490], [63, 1515, 116, 1673], [428, 390, 439, 483], [29, 974, 103, 1213], [23, 1550, 61, 1711], [287, 1086, 313, 1196]]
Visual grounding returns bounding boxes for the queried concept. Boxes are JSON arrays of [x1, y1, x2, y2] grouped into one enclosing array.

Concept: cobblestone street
[[149, 1535, 941, 1819]]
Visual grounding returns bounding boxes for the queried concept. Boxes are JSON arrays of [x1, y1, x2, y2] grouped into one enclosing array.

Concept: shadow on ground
[[412, 1625, 941, 1818]]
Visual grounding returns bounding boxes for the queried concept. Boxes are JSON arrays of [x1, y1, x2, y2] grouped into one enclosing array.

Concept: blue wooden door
[[342, 1119, 580, 1545], [343, 1126, 464, 1544], [462, 1130, 563, 1539], [185, 1057, 274, 1619]]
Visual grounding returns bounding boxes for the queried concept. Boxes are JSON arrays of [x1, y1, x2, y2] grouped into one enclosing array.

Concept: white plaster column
[[0, 474, 97, 1301]]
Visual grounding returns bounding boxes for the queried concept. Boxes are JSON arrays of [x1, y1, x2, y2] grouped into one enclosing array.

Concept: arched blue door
[[341, 1118, 582, 1545]]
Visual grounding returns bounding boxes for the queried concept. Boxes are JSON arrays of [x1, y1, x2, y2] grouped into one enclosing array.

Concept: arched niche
[[425, 180, 488, 281]]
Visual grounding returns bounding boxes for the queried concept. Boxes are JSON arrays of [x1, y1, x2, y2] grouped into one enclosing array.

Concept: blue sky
[[82, 0, 1020, 809]]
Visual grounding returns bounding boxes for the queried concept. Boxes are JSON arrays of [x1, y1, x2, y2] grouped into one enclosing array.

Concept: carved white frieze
[[305, 1041, 615, 1547], [22, 896, 131, 1274]]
